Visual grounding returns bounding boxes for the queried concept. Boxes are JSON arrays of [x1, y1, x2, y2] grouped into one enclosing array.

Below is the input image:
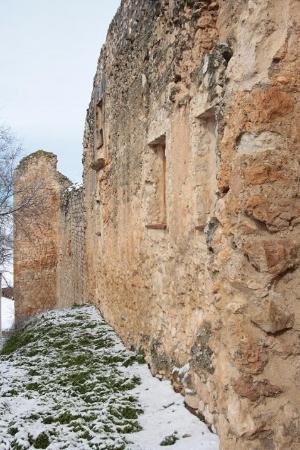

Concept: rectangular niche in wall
[[145, 134, 167, 230], [96, 128, 104, 149], [95, 100, 104, 150], [194, 108, 217, 231]]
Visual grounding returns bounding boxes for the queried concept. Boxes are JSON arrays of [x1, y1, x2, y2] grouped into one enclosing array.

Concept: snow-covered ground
[[0, 306, 219, 450], [1, 297, 15, 331]]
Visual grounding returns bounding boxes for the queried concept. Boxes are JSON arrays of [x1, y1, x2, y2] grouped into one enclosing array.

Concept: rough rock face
[[82, 1, 300, 448], [14, 152, 85, 322]]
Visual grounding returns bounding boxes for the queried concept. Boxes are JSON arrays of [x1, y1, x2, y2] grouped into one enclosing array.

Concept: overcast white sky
[[0, 0, 120, 182]]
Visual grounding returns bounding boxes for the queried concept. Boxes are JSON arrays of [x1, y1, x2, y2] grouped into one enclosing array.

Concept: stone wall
[[14, 151, 64, 322], [57, 184, 85, 308], [13, 1, 300, 448], [82, 1, 300, 449], [14, 151, 85, 322]]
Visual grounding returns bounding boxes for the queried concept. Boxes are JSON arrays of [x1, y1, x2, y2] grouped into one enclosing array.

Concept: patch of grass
[[8, 426, 18, 436], [120, 406, 141, 420], [42, 415, 55, 425], [122, 375, 141, 390], [65, 353, 94, 367], [135, 348, 146, 364], [26, 382, 41, 392], [67, 371, 90, 386], [11, 440, 26, 450], [73, 314, 90, 321], [82, 322, 98, 329], [1, 306, 147, 449], [1, 330, 36, 355], [62, 343, 77, 352], [28, 413, 41, 420], [93, 337, 114, 349], [3, 388, 19, 397], [109, 405, 143, 422], [33, 431, 50, 449], [117, 422, 142, 434], [51, 340, 67, 350], [76, 383, 96, 395], [28, 369, 40, 376], [25, 348, 40, 357], [160, 433, 179, 446], [57, 411, 80, 425], [77, 334, 95, 347], [80, 430, 93, 441], [82, 413, 97, 423]]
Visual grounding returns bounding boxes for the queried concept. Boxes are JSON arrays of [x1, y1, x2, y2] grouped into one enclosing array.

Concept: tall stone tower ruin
[[14, 151, 85, 322]]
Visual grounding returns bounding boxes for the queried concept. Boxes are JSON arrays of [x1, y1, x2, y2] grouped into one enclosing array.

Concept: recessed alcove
[[145, 134, 167, 230]]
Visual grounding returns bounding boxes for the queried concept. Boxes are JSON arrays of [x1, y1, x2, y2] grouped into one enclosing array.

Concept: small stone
[[251, 298, 294, 334], [276, 76, 289, 84], [233, 375, 283, 402]]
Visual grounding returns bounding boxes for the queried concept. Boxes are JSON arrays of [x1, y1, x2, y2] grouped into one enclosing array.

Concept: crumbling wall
[[14, 152, 85, 321], [57, 184, 85, 307], [14, 151, 66, 322], [83, 1, 300, 449]]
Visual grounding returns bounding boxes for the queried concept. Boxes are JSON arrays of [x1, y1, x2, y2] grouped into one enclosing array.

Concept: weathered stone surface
[[80, 1, 300, 448], [250, 297, 295, 334], [233, 374, 283, 402], [14, 152, 64, 322]]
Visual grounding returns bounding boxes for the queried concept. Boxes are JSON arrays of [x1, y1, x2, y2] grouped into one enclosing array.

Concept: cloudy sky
[[0, 0, 120, 182]]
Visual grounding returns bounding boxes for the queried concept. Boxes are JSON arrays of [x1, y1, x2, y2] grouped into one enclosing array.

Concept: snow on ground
[[0, 306, 219, 450], [129, 366, 218, 450], [1, 297, 15, 331]]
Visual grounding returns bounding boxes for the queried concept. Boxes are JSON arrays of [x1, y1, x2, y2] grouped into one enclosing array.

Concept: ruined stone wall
[[14, 152, 65, 322], [83, 1, 300, 449], [14, 152, 85, 321], [57, 184, 85, 307]]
